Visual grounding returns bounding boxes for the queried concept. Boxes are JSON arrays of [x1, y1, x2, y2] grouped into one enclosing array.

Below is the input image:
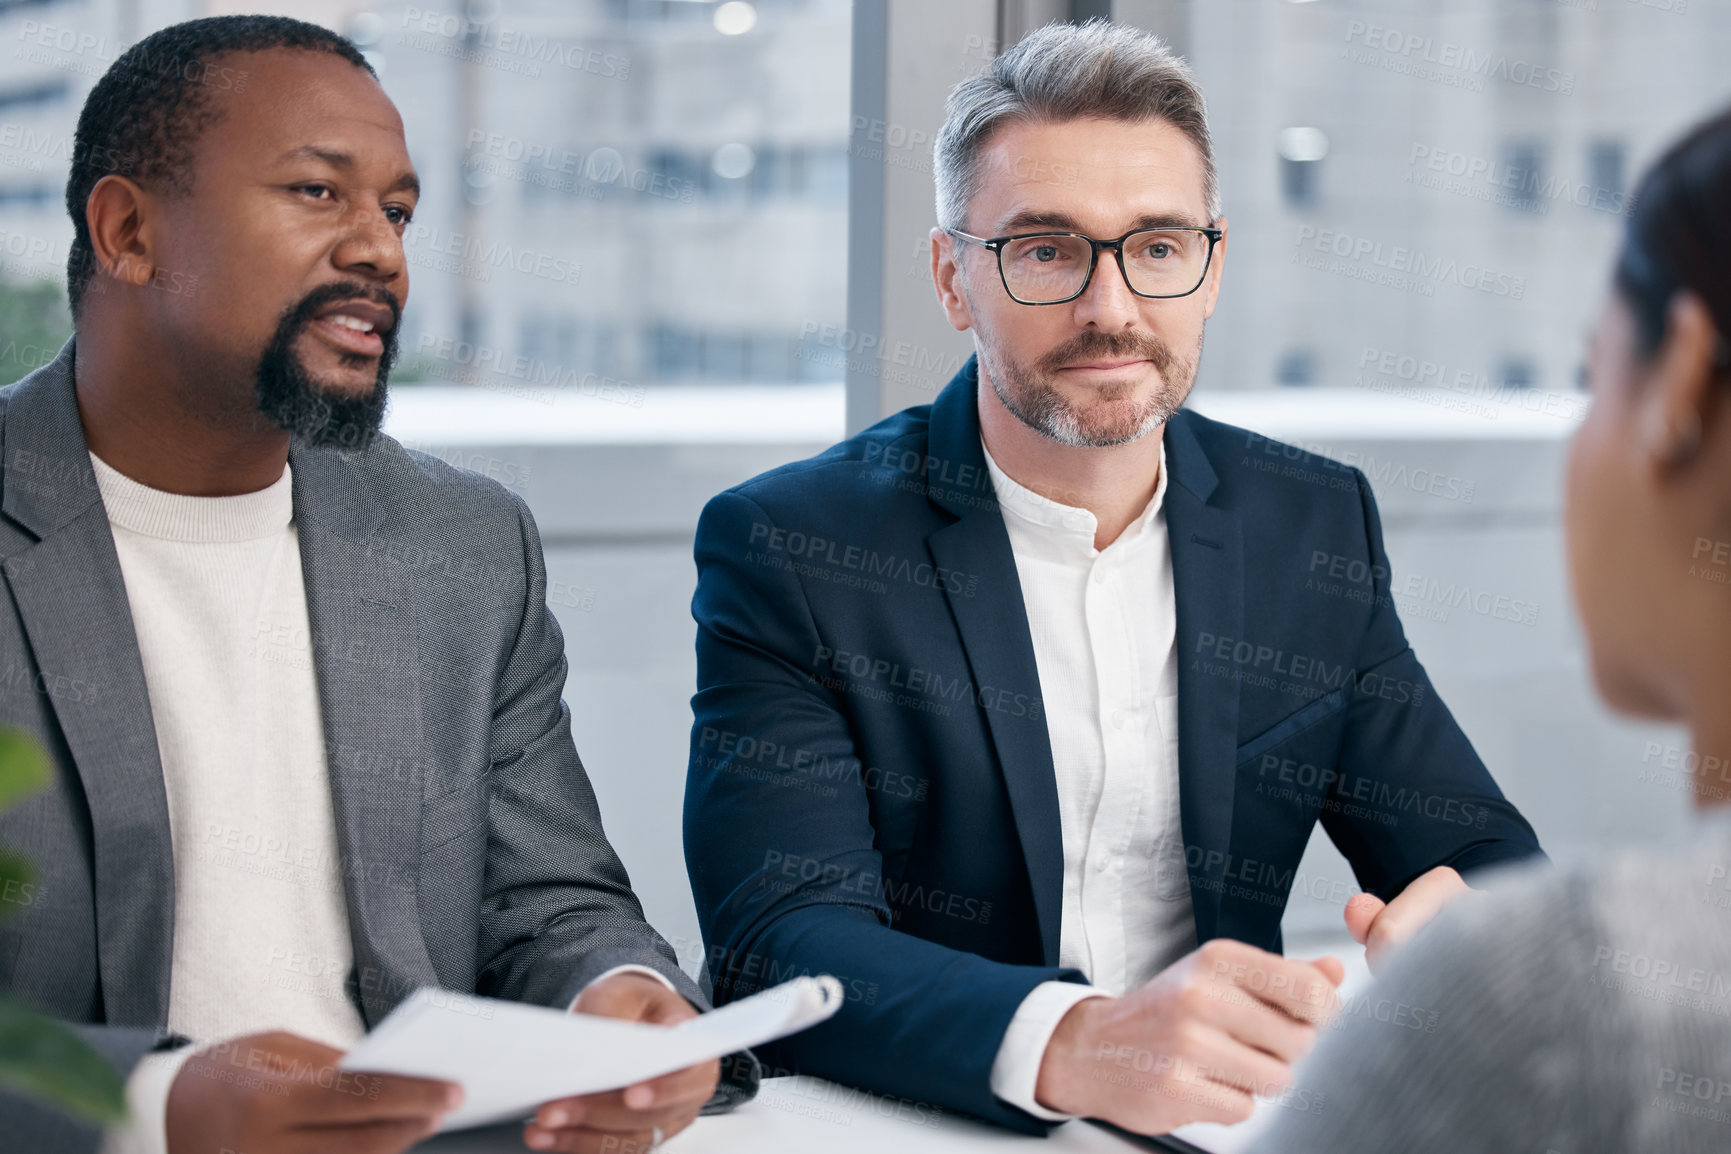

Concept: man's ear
[[931, 227, 974, 333], [84, 173, 158, 293], [1200, 216, 1227, 319], [1640, 292, 1721, 476]]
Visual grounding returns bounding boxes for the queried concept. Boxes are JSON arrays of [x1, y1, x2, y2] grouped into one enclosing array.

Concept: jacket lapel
[[1163, 411, 1243, 944], [923, 359, 1066, 966], [1, 340, 175, 1025], [290, 443, 437, 1024]]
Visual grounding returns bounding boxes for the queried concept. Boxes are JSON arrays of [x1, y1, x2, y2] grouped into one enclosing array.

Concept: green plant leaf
[[0, 729, 50, 812], [0, 996, 126, 1124], [0, 850, 32, 925], [0, 850, 30, 890]]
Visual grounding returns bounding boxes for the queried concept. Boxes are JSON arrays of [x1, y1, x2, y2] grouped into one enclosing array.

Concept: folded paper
[[341, 974, 844, 1131]]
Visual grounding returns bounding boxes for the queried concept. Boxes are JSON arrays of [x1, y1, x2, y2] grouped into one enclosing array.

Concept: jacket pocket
[[1234, 689, 1347, 767], [420, 776, 488, 853]]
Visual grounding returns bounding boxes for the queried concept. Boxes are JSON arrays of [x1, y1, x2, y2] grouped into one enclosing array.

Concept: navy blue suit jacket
[[684, 357, 1542, 1132]]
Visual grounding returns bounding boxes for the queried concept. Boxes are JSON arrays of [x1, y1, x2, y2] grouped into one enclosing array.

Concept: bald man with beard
[[0, 15, 749, 1154]]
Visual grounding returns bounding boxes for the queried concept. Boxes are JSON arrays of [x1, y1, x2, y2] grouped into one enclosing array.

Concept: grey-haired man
[[685, 19, 1541, 1138]]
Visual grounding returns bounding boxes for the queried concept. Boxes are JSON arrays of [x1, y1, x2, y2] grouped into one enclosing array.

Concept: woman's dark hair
[[64, 15, 375, 318], [1615, 106, 1731, 363]]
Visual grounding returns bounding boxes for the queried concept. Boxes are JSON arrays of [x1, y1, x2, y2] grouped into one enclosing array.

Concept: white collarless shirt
[[981, 436, 1197, 1120]]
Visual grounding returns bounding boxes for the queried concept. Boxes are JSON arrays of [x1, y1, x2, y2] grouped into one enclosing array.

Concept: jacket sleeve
[[1320, 470, 1545, 899], [474, 491, 757, 1107], [685, 489, 1085, 1135]]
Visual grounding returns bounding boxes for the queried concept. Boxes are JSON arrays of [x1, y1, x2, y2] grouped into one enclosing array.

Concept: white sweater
[[90, 452, 362, 1153]]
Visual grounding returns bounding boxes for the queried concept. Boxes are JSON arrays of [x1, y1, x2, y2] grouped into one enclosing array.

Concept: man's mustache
[[285, 281, 403, 345], [1035, 329, 1176, 379]]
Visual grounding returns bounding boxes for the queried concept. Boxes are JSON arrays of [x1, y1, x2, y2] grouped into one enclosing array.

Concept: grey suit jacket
[[0, 340, 754, 1149]]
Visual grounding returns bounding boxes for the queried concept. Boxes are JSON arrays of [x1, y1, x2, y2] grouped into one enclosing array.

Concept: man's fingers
[[552, 1097, 704, 1136], [1201, 948, 1340, 1024], [1109, 1026, 1260, 1133], [1131, 1071, 1255, 1132], [1362, 866, 1473, 970], [540, 1059, 716, 1131], [291, 1071, 462, 1124], [573, 973, 696, 1026], [1343, 892, 1384, 945], [626, 1059, 721, 1109], [1182, 1023, 1299, 1100], [636, 989, 700, 1026], [1136, 1027, 1270, 1128], [1309, 954, 1347, 988], [532, 1096, 587, 1130], [1206, 989, 1321, 1066], [1171, 1081, 1257, 1129], [572, 985, 653, 1021], [1404, 865, 1469, 903]]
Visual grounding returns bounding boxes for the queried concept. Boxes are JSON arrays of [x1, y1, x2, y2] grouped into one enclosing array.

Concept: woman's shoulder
[[1400, 826, 1731, 1001], [1247, 828, 1731, 1154], [1577, 821, 1731, 1014], [1453, 820, 1731, 995]]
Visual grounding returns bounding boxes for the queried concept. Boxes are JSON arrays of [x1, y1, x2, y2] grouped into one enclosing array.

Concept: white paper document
[[340, 974, 844, 1132]]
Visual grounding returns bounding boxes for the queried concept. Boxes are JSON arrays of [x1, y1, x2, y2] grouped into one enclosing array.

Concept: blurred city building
[[0, 0, 853, 391]]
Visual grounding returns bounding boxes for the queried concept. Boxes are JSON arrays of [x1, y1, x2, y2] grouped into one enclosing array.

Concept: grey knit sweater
[[1251, 814, 1731, 1154]]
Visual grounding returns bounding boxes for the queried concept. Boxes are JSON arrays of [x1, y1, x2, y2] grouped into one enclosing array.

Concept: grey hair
[[933, 19, 1220, 233]]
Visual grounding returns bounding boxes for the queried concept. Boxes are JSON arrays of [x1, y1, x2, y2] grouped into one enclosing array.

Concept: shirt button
[[1111, 710, 1127, 729], [1094, 854, 1112, 872], [1092, 569, 1107, 586]]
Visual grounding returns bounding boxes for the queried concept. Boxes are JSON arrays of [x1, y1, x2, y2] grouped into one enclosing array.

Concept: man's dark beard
[[984, 327, 1198, 448], [255, 281, 400, 451]]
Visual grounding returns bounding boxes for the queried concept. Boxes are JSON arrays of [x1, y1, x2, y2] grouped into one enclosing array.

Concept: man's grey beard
[[980, 327, 1198, 448]]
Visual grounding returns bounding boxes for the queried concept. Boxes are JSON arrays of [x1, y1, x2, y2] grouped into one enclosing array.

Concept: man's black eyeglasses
[[948, 224, 1223, 305]]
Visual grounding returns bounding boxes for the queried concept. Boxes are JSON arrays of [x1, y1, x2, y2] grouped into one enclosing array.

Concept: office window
[[0, 2, 851, 393], [647, 323, 826, 383], [0, 78, 68, 112], [0, 184, 55, 208], [1504, 140, 1546, 214], [1277, 126, 1328, 209], [1499, 357, 1538, 390], [375, 0, 850, 393], [1587, 139, 1626, 214], [701, 331, 750, 378], [1276, 349, 1317, 387]]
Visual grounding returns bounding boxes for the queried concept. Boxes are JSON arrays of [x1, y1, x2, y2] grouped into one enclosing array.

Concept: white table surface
[[411, 1074, 1203, 1153], [406, 945, 1365, 1154]]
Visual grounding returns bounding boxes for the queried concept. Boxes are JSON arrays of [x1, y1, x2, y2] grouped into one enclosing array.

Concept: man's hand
[[1345, 865, 1474, 972], [1033, 939, 1344, 1134], [523, 972, 720, 1153], [166, 1030, 460, 1154]]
